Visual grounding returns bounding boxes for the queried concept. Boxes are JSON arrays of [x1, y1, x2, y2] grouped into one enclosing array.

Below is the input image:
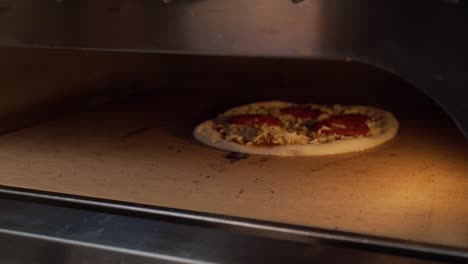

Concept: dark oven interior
[[0, 47, 467, 251]]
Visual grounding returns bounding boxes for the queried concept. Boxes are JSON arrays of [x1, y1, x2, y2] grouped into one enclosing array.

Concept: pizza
[[193, 101, 398, 156]]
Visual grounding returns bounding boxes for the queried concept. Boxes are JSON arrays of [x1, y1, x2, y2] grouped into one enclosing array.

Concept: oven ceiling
[[0, 0, 466, 138]]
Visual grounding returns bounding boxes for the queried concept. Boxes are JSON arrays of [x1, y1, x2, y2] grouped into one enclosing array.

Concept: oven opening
[[0, 48, 466, 251]]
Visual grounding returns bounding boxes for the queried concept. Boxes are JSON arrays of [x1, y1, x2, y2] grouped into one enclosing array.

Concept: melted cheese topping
[[217, 103, 382, 146]]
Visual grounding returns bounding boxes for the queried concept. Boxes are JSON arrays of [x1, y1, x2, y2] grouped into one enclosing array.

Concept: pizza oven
[[0, 1, 466, 263]]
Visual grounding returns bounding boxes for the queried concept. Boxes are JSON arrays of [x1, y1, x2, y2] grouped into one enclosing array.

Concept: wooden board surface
[[0, 90, 466, 249]]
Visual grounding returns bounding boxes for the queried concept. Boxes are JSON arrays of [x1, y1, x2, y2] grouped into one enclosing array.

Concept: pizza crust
[[193, 102, 399, 156]]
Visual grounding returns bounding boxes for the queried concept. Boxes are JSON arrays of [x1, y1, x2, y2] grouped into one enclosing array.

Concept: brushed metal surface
[[0, 190, 463, 263], [0, 0, 466, 137]]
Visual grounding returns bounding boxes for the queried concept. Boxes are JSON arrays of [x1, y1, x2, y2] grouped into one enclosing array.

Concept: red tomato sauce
[[316, 114, 370, 136], [281, 106, 322, 119]]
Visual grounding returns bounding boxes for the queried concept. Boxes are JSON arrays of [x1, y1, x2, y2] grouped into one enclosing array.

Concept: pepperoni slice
[[281, 106, 322, 119], [226, 114, 281, 126], [315, 114, 370, 136]]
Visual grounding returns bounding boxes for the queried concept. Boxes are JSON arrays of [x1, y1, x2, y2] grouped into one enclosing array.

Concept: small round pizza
[[193, 101, 398, 156]]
